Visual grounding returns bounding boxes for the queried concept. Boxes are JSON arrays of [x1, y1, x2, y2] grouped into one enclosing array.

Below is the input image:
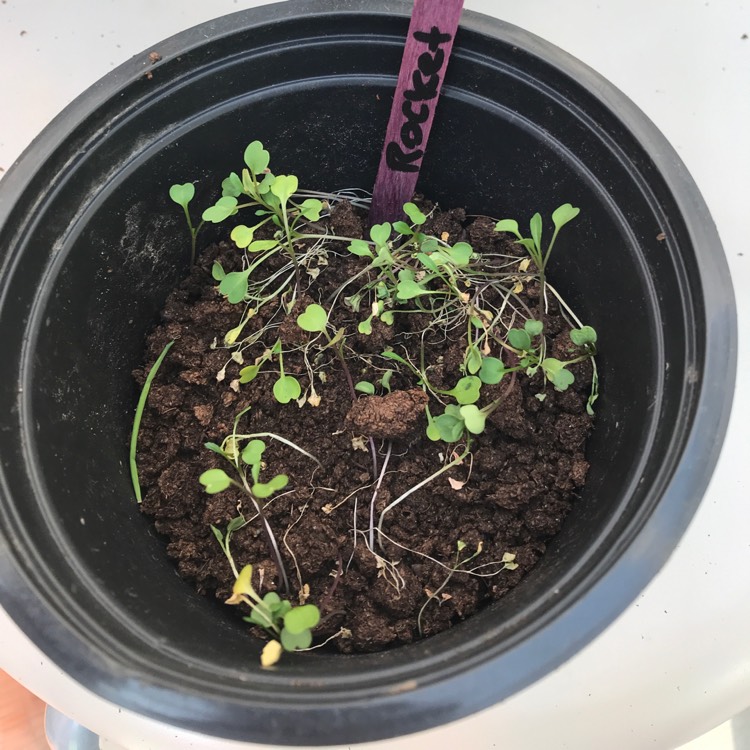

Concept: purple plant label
[[369, 0, 464, 225]]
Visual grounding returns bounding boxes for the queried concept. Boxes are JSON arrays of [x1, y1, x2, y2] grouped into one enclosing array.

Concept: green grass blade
[[130, 340, 174, 503]]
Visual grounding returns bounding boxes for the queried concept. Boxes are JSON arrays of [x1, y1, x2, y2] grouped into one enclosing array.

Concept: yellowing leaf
[[448, 477, 465, 490], [307, 392, 321, 407], [260, 639, 283, 668], [518, 258, 531, 272], [512, 281, 523, 294], [233, 565, 254, 594]]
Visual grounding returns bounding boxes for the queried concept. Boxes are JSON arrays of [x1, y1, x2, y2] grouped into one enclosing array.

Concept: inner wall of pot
[[13, 18, 698, 710]]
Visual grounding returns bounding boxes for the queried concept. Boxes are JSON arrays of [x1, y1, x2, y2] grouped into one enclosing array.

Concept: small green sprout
[[199, 467, 232, 494], [495, 203, 579, 320], [355, 381, 376, 395], [426, 403, 486, 443], [445, 376, 482, 405], [274, 376, 301, 404], [168, 183, 203, 263], [199, 439, 288, 501], [570, 325, 598, 347], [224, 562, 321, 667], [478, 357, 507, 385], [272, 345, 301, 404], [296, 303, 328, 332], [199, 409, 320, 595]]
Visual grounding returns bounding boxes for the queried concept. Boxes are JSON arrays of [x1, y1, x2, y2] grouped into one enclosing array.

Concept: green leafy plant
[[168, 184, 204, 264], [494, 203, 579, 320], [199, 406, 320, 594], [162, 142, 602, 648], [209, 529, 320, 666]]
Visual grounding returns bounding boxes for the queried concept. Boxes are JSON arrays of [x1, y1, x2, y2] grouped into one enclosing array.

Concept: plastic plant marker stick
[[369, 0, 464, 224]]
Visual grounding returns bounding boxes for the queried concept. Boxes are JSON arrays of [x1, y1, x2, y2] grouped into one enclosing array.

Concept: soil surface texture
[[134, 199, 593, 653]]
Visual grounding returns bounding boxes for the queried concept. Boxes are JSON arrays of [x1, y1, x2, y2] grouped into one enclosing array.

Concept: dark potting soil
[[134, 200, 593, 653]]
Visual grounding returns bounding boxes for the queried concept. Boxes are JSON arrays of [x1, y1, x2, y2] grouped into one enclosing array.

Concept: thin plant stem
[[369, 442, 392, 551], [377, 447, 470, 546]]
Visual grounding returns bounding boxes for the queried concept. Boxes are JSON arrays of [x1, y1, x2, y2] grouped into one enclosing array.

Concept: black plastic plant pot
[[0, 0, 736, 745]]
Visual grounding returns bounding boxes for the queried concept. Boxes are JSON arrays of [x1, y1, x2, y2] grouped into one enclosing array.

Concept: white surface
[[1, 1, 748, 749]]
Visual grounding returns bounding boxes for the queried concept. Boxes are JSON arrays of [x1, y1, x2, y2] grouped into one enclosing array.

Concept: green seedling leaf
[[210, 524, 224, 545], [299, 198, 323, 221], [199, 468, 232, 494], [355, 381, 375, 395], [552, 203, 580, 231], [270, 174, 298, 205], [202, 196, 238, 223], [358, 315, 373, 335], [262, 591, 282, 608], [396, 279, 429, 300], [393, 221, 413, 236], [280, 627, 312, 651], [344, 293, 363, 312], [272, 599, 292, 618], [283, 604, 320, 634], [296, 303, 328, 332], [516, 238, 538, 255], [381, 370, 394, 393], [204, 442, 226, 456], [465, 345, 482, 375], [244, 141, 270, 174], [403, 202, 426, 225], [241, 439, 266, 466], [348, 239, 374, 258], [253, 474, 289, 499], [494, 218, 521, 239], [446, 242, 473, 266], [381, 311, 394, 326], [239, 364, 261, 384], [524, 319, 543, 338], [248, 240, 279, 253], [381, 350, 410, 367], [370, 222, 392, 248], [570, 326, 597, 347], [169, 183, 195, 208], [226, 515, 246, 534], [551, 369, 575, 390], [448, 376, 482, 405], [273, 375, 301, 404], [247, 605, 275, 628], [415, 252, 440, 273], [211, 262, 226, 281], [529, 212, 543, 254], [426, 423, 440, 441], [258, 172, 276, 194], [508, 328, 532, 351], [219, 269, 251, 304], [431, 411, 466, 442], [231, 224, 255, 249], [221, 172, 243, 198], [478, 356, 507, 385], [542, 358, 575, 391], [460, 405, 486, 435]]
